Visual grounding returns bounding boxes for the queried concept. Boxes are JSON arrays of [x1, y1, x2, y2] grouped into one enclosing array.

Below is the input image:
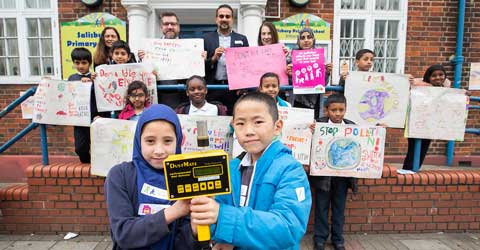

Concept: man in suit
[[204, 4, 249, 114]]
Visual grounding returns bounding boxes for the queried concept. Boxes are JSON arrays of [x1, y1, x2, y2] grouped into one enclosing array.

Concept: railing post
[[40, 124, 49, 165], [412, 139, 422, 172]]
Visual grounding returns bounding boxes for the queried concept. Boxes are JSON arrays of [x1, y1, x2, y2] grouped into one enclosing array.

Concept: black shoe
[[333, 243, 345, 250], [314, 242, 325, 250]]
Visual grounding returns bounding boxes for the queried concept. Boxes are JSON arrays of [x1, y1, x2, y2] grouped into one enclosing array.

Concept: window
[[0, 0, 59, 83], [333, 0, 407, 83]]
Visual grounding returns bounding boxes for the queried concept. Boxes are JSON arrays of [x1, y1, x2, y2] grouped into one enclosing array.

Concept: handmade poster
[[20, 91, 35, 119], [292, 48, 326, 94], [90, 118, 137, 176], [345, 72, 410, 128], [95, 63, 157, 111], [310, 124, 386, 178], [278, 107, 315, 164], [468, 62, 480, 90], [225, 44, 288, 90], [33, 79, 91, 127], [60, 13, 126, 79], [406, 86, 468, 141], [177, 115, 233, 156], [142, 38, 205, 80]]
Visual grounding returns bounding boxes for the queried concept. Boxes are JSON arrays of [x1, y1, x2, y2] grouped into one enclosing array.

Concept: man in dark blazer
[[204, 4, 249, 114]]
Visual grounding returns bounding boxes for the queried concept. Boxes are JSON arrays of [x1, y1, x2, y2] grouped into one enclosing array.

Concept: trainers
[[333, 243, 345, 250]]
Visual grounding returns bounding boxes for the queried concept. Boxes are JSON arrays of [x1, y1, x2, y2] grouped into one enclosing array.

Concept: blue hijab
[[133, 104, 183, 250]]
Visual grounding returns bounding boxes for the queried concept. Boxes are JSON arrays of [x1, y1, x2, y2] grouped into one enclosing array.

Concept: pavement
[[0, 233, 479, 250]]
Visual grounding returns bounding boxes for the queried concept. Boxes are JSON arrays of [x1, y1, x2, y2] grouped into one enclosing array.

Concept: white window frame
[[332, 0, 408, 84], [0, 0, 60, 84]]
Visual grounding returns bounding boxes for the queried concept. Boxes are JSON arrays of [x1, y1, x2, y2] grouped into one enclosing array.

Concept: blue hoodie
[[212, 140, 312, 250]]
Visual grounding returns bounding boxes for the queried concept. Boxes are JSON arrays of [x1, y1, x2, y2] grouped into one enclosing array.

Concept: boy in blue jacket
[[189, 92, 312, 250]]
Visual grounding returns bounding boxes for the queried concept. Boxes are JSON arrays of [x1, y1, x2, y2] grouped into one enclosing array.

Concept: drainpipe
[[447, 0, 466, 166]]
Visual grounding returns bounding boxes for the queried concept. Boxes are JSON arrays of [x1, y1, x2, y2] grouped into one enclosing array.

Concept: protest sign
[[20, 91, 35, 119], [142, 39, 205, 80], [406, 86, 468, 141], [278, 107, 314, 164], [225, 44, 288, 90], [345, 72, 410, 128], [90, 118, 137, 176], [177, 115, 233, 156], [292, 48, 325, 94], [33, 79, 91, 127], [95, 63, 157, 111], [469, 63, 480, 90], [310, 124, 386, 178]]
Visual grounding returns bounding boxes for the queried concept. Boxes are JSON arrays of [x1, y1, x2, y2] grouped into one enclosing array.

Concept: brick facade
[[0, 0, 479, 159], [1, 164, 479, 234]]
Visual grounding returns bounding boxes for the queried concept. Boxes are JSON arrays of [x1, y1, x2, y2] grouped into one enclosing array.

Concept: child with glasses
[[119, 81, 150, 121]]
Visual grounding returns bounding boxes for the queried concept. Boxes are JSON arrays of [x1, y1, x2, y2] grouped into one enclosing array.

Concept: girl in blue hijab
[[105, 104, 200, 250]]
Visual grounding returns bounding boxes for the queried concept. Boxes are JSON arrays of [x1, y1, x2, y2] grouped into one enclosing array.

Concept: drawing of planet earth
[[358, 89, 395, 122], [327, 138, 361, 169]]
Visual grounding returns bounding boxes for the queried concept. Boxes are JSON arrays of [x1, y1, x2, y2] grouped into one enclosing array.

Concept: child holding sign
[[118, 80, 150, 121], [110, 40, 137, 65], [105, 104, 200, 250], [308, 93, 357, 250], [258, 72, 291, 107], [189, 92, 312, 250], [339, 49, 375, 86]]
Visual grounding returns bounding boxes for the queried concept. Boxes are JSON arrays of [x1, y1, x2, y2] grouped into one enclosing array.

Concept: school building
[[0, 0, 479, 235]]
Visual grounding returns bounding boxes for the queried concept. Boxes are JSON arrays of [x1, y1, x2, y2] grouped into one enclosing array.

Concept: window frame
[[0, 0, 60, 84], [332, 0, 408, 85]]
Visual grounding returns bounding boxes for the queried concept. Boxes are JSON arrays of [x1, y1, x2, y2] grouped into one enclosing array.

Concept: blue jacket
[[212, 140, 312, 250]]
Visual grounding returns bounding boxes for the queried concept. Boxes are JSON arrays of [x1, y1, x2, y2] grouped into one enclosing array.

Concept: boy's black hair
[[126, 80, 148, 106], [355, 49, 375, 60], [186, 75, 207, 89], [111, 40, 131, 55], [259, 72, 280, 88], [233, 92, 278, 121], [423, 64, 447, 84], [71, 47, 92, 64], [216, 4, 234, 16], [325, 93, 347, 108]]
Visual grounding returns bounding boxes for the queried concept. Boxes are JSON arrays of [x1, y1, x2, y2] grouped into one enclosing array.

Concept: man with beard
[[138, 12, 188, 109], [204, 4, 249, 115]]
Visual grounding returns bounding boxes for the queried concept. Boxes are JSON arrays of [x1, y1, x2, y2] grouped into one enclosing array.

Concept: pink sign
[[225, 44, 288, 90], [292, 48, 325, 94]]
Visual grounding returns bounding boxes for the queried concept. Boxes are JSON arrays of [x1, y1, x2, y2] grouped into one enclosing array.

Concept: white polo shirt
[[188, 101, 218, 116]]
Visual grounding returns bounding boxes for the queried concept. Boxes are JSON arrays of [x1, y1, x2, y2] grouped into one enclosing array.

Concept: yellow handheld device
[[163, 150, 231, 242]]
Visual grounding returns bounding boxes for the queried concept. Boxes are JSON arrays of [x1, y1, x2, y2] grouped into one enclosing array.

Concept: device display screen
[[193, 165, 223, 177]]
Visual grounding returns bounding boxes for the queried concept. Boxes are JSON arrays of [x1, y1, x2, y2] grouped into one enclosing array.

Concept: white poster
[[178, 115, 233, 157], [468, 62, 480, 90], [278, 107, 315, 164], [95, 63, 157, 112], [310, 123, 386, 178], [90, 118, 137, 177], [143, 38, 205, 80], [406, 86, 468, 141], [20, 91, 35, 119], [33, 79, 91, 127], [345, 72, 410, 128]]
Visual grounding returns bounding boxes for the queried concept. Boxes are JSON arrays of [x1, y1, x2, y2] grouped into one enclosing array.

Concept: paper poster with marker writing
[[310, 123, 386, 178], [278, 106, 314, 164], [345, 72, 410, 128]]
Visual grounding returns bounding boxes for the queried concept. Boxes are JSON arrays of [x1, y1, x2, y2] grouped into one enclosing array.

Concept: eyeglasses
[[162, 22, 178, 26], [217, 14, 231, 19], [129, 93, 145, 99], [300, 35, 313, 40]]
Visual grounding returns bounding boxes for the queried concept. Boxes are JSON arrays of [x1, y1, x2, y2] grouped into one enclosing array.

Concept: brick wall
[[0, 0, 479, 158], [1, 164, 479, 234]]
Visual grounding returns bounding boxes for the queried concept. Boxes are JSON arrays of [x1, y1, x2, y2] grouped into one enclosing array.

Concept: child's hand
[[309, 122, 316, 134], [340, 71, 349, 81], [465, 90, 472, 96], [302, 164, 310, 174], [286, 64, 292, 76], [190, 196, 219, 225], [152, 70, 159, 80], [201, 51, 207, 61], [91, 72, 97, 81], [80, 77, 91, 83], [212, 243, 234, 250], [138, 50, 145, 61], [406, 74, 415, 85], [165, 199, 191, 223], [282, 45, 290, 56]]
